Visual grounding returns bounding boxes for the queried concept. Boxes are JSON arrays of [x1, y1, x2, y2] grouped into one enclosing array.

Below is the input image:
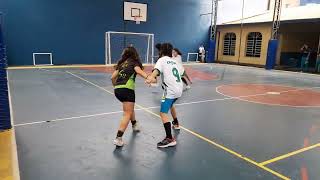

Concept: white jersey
[[172, 55, 185, 75], [154, 56, 183, 99]]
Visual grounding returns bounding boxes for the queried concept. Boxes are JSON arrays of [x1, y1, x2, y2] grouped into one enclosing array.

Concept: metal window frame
[[246, 32, 262, 58], [223, 33, 236, 56]]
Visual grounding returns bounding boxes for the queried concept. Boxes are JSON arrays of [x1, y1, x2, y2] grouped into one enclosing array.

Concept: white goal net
[[187, 53, 199, 63], [105, 31, 154, 65]]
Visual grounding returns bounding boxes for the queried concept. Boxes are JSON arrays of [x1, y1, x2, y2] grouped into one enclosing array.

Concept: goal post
[[187, 53, 199, 63], [105, 31, 154, 65], [33, 53, 53, 66]]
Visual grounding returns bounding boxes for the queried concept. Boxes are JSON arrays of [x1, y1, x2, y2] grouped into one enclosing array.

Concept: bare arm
[[146, 69, 159, 84], [111, 70, 119, 86], [134, 66, 148, 79]]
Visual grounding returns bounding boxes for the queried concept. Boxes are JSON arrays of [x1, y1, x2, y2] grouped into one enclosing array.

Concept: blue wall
[[0, 0, 211, 65], [301, 0, 320, 5]]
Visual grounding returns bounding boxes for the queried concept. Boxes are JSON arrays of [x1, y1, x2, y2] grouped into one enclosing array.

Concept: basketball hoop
[[124, 2, 147, 24], [134, 16, 141, 24]]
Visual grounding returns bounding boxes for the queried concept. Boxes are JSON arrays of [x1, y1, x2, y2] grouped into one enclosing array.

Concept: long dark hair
[[160, 43, 173, 58], [116, 46, 143, 70], [173, 48, 182, 56], [155, 43, 162, 51]]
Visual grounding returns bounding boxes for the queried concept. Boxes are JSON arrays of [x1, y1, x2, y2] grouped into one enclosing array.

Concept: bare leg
[[184, 72, 192, 84], [160, 112, 173, 139], [157, 103, 177, 147], [170, 106, 177, 120], [171, 106, 180, 130], [118, 102, 134, 132], [130, 111, 136, 122], [160, 112, 169, 124], [114, 102, 134, 146], [130, 110, 140, 132]]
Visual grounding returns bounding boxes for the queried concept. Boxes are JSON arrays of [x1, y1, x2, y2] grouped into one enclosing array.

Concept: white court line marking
[[10, 96, 254, 127], [14, 110, 124, 127], [216, 84, 320, 108], [266, 92, 281, 95], [13, 105, 160, 127], [38, 68, 110, 76], [66, 70, 291, 180], [14, 85, 320, 127], [213, 63, 320, 78]]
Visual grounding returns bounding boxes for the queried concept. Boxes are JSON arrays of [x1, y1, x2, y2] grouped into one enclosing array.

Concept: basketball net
[[134, 16, 141, 24]]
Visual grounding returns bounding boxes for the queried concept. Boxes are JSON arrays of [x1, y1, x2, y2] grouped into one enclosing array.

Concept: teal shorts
[[160, 98, 178, 113]]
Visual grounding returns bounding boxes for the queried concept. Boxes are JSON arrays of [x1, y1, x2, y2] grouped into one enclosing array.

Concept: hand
[[145, 78, 151, 85], [145, 76, 155, 85]]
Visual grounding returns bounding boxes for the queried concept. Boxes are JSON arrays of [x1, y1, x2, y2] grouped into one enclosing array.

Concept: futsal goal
[[105, 31, 154, 65], [187, 52, 199, 63]]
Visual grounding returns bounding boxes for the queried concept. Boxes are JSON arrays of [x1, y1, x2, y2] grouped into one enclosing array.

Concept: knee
[[160, 112, 167, 119], [124, 110, 133, 117]]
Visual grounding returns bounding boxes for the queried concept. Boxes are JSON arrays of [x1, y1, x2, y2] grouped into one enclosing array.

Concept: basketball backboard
[[124, 1, 147, 23]]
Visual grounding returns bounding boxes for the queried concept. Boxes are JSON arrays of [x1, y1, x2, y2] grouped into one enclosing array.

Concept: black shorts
[[114, 88, 135, 103]]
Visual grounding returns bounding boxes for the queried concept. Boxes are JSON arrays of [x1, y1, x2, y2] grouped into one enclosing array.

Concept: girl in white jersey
[[146, 43, 183, 148], [172, 48, 192, 89]]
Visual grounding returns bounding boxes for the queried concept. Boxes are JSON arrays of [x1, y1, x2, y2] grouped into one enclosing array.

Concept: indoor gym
[[1, 0, 320, 180]]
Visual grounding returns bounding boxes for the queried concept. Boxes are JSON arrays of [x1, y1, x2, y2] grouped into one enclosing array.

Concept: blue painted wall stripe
[[1, 0, 211, 65], [0, 17, 12, 130]]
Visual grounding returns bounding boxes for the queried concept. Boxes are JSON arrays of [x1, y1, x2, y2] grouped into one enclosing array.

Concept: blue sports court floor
[[8, 64, 320, 180]]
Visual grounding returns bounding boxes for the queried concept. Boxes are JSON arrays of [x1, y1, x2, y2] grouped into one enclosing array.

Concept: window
[[223, 33, 236, 56], [246, 32, 262, 57]]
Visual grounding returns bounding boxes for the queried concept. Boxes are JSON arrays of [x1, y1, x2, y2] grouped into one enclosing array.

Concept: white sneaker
[[132, 121, 140, 132], [113, 137, 124, 147], [172, 122, 181, 130], [186, 85, 191, 89]]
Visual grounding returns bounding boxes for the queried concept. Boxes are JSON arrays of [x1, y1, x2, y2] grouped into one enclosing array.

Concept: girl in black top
[[111, 46, 149, 147]]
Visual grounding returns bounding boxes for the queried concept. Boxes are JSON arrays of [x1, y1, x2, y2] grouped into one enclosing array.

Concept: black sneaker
[[157, 138, 177, 148]]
